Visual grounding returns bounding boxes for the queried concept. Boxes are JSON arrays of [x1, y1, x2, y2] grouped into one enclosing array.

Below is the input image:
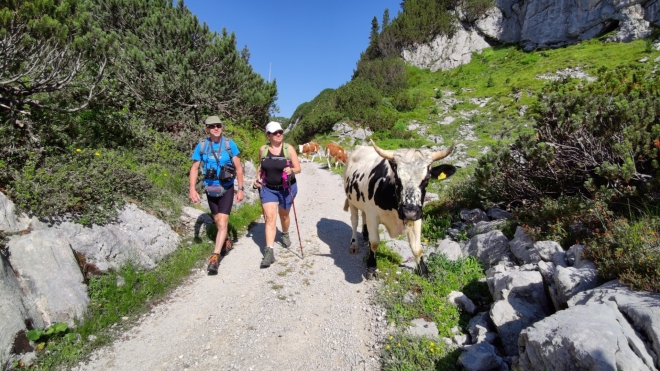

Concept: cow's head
[[371, 139, 456, 221]]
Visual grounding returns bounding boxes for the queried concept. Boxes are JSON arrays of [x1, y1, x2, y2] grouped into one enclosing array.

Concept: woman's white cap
[[265, 121, 283, 133]]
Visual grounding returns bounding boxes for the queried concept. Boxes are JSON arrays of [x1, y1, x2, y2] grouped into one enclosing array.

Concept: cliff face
[[404, 0, 660, 71]]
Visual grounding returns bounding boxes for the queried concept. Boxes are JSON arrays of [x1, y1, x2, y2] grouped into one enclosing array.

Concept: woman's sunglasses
[[269, 130, 284, 135], [206, 124, 222, 129]]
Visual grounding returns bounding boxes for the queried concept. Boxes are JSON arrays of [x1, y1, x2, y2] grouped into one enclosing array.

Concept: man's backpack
[[199, 137, 233, 176]]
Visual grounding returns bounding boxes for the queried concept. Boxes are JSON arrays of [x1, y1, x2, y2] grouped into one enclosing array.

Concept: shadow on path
[[316, 217, 365, 284]]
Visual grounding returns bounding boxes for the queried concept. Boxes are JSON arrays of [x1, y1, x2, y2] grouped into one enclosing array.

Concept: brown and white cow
[[325, 143, 347, 169], [298, 141, 322, 162], [343, 140, 456, 278]]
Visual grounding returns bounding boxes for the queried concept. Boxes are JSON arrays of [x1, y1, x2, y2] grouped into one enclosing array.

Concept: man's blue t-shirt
[[192, 137, 240, 188]]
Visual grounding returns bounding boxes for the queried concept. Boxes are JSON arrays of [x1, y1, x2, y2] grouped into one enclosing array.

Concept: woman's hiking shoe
[[207, 253, 220, 275], [260, 247, 275, 268], [281, 233, 291, 248]]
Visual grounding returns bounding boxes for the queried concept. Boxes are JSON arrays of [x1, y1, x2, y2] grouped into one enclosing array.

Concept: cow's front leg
[[349, 203, 360, 254], [406, 219, 428, 276]]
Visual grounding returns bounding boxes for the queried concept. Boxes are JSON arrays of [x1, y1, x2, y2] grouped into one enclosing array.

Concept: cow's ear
[[430, 164, 457, 180]]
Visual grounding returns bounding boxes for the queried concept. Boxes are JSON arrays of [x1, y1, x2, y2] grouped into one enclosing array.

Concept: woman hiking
[[189, 116, 245, 275], [252, 121, 301, 268]]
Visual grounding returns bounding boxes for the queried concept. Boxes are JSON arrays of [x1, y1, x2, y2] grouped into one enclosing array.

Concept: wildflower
[[76, 148, 81, 152], [163, 173, 168, 177], [397, 343, 401, 347], [95, 152, 100, 156], [430, 342, 434, 347], [385, 345, 390, 349], [390, 336, 393, 340]]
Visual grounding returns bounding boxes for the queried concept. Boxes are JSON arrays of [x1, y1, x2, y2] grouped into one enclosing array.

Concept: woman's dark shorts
[[260, 183, 297, 210], [207, 186, 234, 215]]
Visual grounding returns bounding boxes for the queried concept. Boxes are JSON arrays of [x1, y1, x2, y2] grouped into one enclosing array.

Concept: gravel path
[[73, 162, 388, 371]]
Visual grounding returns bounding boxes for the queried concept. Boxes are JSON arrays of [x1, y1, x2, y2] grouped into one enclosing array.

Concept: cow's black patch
[[368, 160, 397, 211], [345, 170, 365, 202]]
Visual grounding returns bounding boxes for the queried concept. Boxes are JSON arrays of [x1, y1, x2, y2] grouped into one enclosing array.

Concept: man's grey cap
[[204, 116, 222, 125]]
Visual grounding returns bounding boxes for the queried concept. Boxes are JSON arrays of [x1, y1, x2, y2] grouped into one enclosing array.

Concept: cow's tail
[[343, 199, 349, 212]]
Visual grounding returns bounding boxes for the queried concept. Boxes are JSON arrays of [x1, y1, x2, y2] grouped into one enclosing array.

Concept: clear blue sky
[[183, 0, 402, 119]]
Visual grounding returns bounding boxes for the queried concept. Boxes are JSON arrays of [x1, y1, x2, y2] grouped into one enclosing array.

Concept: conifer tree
[[364, 16, 381, 60], [0, 0, 107, 122], [382, 9, 390, 30], [88, 0, 275, 129]]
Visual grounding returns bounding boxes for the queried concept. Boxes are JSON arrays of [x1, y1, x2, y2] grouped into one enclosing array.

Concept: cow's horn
[[370, 139, 395, 160], [431, 144, 455, 161]]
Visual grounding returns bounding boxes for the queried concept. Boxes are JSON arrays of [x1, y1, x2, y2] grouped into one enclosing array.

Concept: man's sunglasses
[[268, 130, 284, 135], [206, 124, 222, 129]]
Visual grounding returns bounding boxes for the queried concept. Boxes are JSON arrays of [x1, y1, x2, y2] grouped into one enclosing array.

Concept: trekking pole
[[287, 176, 304, 258]]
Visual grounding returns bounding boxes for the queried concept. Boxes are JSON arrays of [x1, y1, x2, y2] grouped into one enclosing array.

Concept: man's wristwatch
[[237, 186, 244, 191]]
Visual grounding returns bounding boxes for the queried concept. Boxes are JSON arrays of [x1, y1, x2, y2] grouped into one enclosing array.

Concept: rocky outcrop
[[0, 182, 236, 367], [569, 280, 660, 367], [6, 231, 89, 327], [34, 204, 181, 272], [518, 303, 656, 370], [402, 24, 491, 72], [0, 193, 30, 234], [432, 205, 660, 370], [403, 0, 659, 71], [488, 268, 552, 356]]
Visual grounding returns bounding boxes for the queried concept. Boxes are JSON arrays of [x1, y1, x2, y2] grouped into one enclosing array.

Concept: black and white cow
[[343, 140, 456, 278]]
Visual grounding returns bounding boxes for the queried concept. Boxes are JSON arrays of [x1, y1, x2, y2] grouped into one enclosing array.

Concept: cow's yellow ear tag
[[437, 172, 446, 180]]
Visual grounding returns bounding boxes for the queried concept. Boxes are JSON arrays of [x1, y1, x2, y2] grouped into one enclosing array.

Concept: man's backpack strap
[[224, 137, 233, 159], [199, 139, 210, 175]]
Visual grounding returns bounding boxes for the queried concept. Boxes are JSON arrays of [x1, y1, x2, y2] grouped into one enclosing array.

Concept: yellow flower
[[424, 239, 428, 243], [385, 345, 390, 349], [76, 148, 81, 152], [430, 342, 435, 347], [163, 173, 168, 177], [389, 336, 393, 340], [397, 343, 401, 347], [95, 152, 100, 156]]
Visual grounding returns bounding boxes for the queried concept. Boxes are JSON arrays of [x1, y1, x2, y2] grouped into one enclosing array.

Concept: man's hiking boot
[[207, 253, 220, 275], [281, 233, 291, 248], [260, 247, 275, 268]]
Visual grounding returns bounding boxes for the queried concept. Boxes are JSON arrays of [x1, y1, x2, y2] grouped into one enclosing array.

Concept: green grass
[[21, 201, 263, 371], [375, 249, 490, 371]]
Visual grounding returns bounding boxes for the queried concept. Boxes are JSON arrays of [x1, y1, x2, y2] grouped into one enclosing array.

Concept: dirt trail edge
[[73, 162, 387, 371]]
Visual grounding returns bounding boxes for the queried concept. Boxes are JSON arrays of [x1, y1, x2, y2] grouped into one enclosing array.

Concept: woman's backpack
[[260, 143, 294, 186]]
